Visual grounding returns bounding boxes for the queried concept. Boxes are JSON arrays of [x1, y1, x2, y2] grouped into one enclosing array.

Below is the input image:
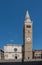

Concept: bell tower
[[23, 10, 32, 61]]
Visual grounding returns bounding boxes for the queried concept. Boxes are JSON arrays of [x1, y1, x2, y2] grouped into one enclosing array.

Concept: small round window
[[14, 48, 17, 52]]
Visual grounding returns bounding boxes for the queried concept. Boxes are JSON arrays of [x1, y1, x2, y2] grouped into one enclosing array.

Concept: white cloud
[[10, 40, 14, 42]]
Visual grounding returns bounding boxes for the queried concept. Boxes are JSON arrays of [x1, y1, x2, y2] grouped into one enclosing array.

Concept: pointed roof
[[25, 10, 31, 23], [25, 10, 30, 20]]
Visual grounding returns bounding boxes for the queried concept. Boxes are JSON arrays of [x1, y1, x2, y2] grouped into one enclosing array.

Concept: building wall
[[0, 50, 4, 60], [4, 45, 22, 52], [33, 50, 42, 59], [4, 53, 22, 60], [4, 45, 22, 61]]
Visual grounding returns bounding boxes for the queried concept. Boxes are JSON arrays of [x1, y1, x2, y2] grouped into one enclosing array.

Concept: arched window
[[26, 25, 31, 28]]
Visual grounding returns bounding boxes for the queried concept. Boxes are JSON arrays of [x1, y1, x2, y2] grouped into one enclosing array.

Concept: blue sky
[[0, 0, 42, 50]]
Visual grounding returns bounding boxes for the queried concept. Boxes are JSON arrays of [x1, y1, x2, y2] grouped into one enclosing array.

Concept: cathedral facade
[[4, 44, 22, 61]]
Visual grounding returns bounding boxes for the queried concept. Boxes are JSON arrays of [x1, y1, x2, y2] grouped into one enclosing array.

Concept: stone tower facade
[[23, 10, 32, 61]]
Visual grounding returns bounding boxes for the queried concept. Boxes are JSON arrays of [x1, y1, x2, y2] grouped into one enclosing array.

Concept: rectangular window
[[26, 25, 31, 28]]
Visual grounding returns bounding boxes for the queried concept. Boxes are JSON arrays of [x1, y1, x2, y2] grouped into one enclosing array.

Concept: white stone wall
[[4, 53, 22, 60], [4, 45, 22, 52], [4, 44, 22, 60]]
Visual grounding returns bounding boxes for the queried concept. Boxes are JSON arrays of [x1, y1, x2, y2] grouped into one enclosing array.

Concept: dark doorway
[[28, 57, 30, 59], [15, 56, 17, 59]]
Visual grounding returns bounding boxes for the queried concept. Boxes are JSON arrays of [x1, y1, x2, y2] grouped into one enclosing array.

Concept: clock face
[[27, 37, 31, 42]]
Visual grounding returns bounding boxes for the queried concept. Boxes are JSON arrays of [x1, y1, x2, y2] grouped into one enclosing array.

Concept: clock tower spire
[[25, 10, 30, 20], [23, 10, 32, 61]]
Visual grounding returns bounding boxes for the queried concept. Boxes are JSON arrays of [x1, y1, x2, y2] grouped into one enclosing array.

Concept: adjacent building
[[0, 49, 4, 60], [33, 50, 42, 59]]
